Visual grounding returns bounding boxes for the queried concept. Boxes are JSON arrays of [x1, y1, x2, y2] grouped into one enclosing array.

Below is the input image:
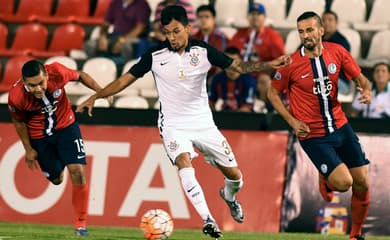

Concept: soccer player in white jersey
[[77, 5, 291, 238]]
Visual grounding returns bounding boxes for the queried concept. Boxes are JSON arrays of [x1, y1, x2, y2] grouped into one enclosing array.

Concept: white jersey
[[129, 39, 233, 130]]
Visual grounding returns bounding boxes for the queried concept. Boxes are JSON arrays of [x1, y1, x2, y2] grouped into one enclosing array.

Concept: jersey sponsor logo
[[313, 76, 332, 96], [328, 63, 337, 74], [53, 89, 62, 98], [41, 100, 58, 114]]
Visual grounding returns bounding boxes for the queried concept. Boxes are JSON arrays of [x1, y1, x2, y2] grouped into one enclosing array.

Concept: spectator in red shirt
[[229, 2, 285, 86]]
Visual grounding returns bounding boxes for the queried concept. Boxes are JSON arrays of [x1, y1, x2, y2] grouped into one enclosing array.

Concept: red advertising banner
[[0, 123, 288, 232]]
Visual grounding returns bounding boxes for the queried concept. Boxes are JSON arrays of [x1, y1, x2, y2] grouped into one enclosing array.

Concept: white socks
[[223, 177, 243, 201], [179, 167, 212, 221]]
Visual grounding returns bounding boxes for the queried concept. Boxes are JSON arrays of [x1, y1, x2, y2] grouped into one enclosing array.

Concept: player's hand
[[356, 86, 372, 104], [75, 95, 97, 117], [25, 148, 39, 170], [291, 119, 310, 138], [269, 55, 292, 69]]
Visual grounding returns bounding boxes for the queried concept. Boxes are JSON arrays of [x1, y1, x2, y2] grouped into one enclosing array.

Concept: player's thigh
[[299, 137, 342, 179], [30, 138, 64, 181], [336, 124, 370, 168], [56, 123, 87, 166], [160, 128, 198, 165], [192, 128, 237, 168]]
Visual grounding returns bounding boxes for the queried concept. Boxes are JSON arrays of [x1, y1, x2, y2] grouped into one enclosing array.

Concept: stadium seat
[[0, 23, 8, 50], [117, 59, 157, 98], [284, 30, 300, 54], [353, 0, 390, 32], [44, 56, 78, 70], [339, 28, 361, 59], [0, 0, 15, 20], [0, 92, 8, 103], [32, 23, 85, 58], [255, 0, 286, 26], [273, 0, 326, 29], [39, 0, 90, 24], [0, 23, 48, 57], [0, 55, 34, 93], [358, 30, 390, 67], [83, 57, 116, 89], [215, 0, 248, 27], [114, 95, 149, 109], [77, 0, 111, 25], [330, 0, 366, 28], [3, 0, 53, 23]]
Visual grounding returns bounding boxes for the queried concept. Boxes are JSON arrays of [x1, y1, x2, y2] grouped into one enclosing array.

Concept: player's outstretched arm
[[267, 86, 310, 137], [76, 73, 137, 116], [228, 55, 292, 73], [77, 71, 113, 105]]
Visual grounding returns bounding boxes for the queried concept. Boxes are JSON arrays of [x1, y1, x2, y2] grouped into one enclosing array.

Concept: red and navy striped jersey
[[272, 42, 361, 138], [8, 62, 78, 139]]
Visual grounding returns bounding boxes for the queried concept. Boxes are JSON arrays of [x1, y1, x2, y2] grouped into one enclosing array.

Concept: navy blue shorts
[[30, 122, 86, 181], [299, 123, 369, 179]]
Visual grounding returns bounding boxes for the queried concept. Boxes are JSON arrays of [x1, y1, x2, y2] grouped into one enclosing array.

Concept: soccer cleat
[[219, 188, 244, 223], [74, 227, 89, 237], [202, 217, 223, 238], [350, 234, 365, 240], [319, 174, 334, 202]]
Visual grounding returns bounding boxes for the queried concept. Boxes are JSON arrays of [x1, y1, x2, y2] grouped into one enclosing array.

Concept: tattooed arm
[[227, 55, 292, 74]]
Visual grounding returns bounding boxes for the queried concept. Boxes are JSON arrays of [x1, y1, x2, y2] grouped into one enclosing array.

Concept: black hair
[[224, 46, 241, 56], [22, 60, 46, 79], [196, 4, 216, 17], [297, 11, 323, 26], [373, 62, 390, 72], [161, 5, 189, 26], [322, 10, 338, 22]]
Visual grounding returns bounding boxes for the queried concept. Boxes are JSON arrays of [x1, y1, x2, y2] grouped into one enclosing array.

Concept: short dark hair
[[22, 60, 46, 79], [297, 11, 323, 26], [373, 62, 390, 72], [196, 4, 216, 17], [322, 10, 338, 22], [224, 46, 241, 56], [161, 5, 189, 26]]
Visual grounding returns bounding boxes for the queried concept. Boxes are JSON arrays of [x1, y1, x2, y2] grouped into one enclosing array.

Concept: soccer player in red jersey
[[267, 12, 372, 240], [7, 60, 110, 237]]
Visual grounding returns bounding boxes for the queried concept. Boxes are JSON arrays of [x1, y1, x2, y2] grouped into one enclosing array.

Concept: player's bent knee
[[332, 177, 353, 192]]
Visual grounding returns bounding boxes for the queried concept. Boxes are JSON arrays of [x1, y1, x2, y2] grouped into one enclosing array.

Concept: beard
[[303, 39, 317, 51]]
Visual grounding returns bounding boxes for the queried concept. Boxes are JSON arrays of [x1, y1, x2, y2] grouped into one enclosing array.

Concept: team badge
[[189, 52, 200, 66], [167, 140, 179, 152], [274, 71, 282, 80], [328, 63, 337, 74], [53, 89, 62, 98], [320, 164, 328, 174]]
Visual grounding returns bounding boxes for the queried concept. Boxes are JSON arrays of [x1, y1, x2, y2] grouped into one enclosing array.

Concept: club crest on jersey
[[328, 63, 337, 74], [53, 89, 62, 98], [274, 71, 282, 80], [167, 140, 179, 152], [189, 52, 200, 66]]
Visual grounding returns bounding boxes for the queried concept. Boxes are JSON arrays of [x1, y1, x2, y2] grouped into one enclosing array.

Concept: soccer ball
[[139, 209, 174, 240]]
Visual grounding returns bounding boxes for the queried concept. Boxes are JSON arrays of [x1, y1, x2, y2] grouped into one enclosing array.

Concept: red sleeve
[[271, 67, 290, 92], [8, 90, 26, 122], [339, 46, 361, 79]]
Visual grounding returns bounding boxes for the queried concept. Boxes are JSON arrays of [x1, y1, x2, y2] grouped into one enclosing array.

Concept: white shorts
[[160, 127, 238, 168]]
